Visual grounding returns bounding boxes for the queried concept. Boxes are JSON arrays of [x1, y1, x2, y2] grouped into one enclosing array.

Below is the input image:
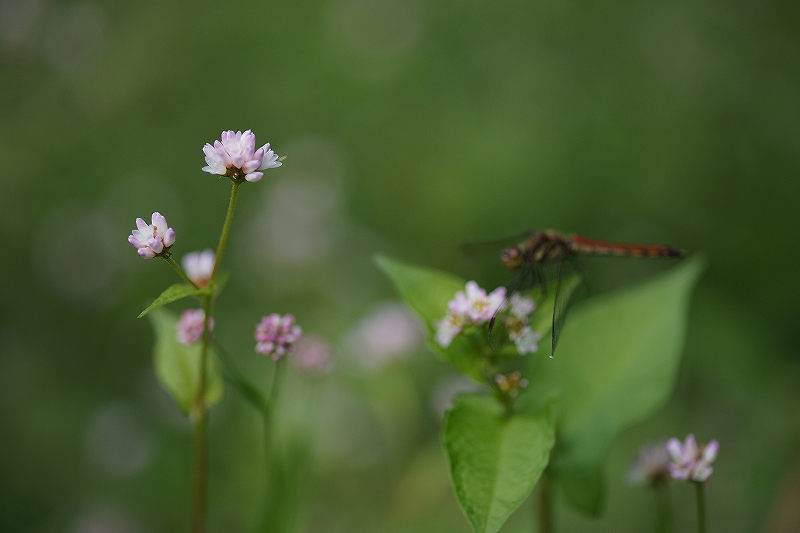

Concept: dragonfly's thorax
[[520, 231, 571, 266]]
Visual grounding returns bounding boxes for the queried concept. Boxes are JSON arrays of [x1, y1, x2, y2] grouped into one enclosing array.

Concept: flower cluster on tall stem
[[129, 129, 290, 533], [202, 130, 281, 182], [666, 434, 719, 483]]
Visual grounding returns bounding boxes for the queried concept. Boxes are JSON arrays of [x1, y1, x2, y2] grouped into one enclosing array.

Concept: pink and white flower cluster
[[176, 308, 214, 346], [255, 313, 302, 361], [182, 249, 215, 288], [434, 281, 540, 355], [666, 434, 719, 483], [435, 281, 505, 348], [128, 212, 176, 259], [202, 130, 281, 182]]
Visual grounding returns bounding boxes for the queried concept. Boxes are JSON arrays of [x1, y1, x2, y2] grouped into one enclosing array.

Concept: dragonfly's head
[[501, 245, 524, 271]]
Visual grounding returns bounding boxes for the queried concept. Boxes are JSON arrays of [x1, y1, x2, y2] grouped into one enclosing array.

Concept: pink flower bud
[[128, 212, 175, 259]]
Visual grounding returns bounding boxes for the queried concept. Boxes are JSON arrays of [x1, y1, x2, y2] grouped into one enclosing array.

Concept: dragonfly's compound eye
[[501, 246, 523, 270]]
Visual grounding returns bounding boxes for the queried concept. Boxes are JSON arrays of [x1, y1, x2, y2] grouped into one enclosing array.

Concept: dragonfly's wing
[[551, 258, 583, 356], [488, 266, 535, 351]]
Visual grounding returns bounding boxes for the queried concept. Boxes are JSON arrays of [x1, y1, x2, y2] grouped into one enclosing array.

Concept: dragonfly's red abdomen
[[567, 235, 685, 258]]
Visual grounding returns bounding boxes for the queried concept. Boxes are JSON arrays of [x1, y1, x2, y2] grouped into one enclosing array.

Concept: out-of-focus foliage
[[1, 0, 799, 532]]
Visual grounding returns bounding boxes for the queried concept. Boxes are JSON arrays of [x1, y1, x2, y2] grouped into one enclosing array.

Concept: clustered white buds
[[504, 293, 541, 355], [202, 130, 281, 182], [667, 434, 719, 483], [176, 308, 214, 346], [128, 212, 176, 259], [182, 249, 215, 288], [255, 313, 303, 361], [434, 281, 540, 355]]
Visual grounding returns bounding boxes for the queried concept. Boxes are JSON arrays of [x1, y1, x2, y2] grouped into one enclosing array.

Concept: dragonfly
[[488, 230, 685, 356]]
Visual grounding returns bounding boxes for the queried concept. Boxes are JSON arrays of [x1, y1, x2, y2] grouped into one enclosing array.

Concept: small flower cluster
[[494, 371, 529, 398], [629, 434, 719, 487], [435, 281, 505, 348], [128, 212, 176, 259], [176, 309, 215, 346], [202, 129, 281, 183], [255, 314, 303, 361], [667, 434, 719, 483], [434, 281, 540, 354]]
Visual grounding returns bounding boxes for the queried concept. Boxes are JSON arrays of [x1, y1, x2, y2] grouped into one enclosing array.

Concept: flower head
[[182, 249, 215, 288], [628, 442, 671, 487], [434, 281, 506, 348], [202, 130, 281, 182], [128, 212, 176, 259], [504, 293, 540, 354], [176, 308, 214, 346], [667, 434, 719, 483], [255, 313, 302, 361], [292, 335, 332, 374]]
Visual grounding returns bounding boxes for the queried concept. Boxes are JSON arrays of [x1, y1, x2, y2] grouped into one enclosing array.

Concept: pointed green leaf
[[528, 256, 705, 515], [148, 307, 225, 415], [138, 283, 207, 318], [443, 394, 555, 533], [375, 255, 488, 380]]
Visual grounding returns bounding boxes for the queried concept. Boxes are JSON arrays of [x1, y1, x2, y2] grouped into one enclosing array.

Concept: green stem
[[188, 180, 242, 533], [190, 295, 212, 533], [162, 255, 198, 288], [211, 181, 241, 283], [259, 359, 287, 533], [694, 482, 706, 533], [655, 482, 674, 533], [538, 468, 554, 533]]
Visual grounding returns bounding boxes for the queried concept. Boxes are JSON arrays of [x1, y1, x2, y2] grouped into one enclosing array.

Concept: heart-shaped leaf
[[443, 393, 555, 533]]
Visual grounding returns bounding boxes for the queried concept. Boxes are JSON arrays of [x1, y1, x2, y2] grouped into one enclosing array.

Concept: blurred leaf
[[528, 255, 705, 515], [148, 307, 225, 416], [443, 393, 555, 533], [137, 283, 207, 318]]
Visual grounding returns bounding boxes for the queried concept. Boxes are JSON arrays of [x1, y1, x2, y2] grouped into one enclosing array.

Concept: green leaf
[[528, 255, 705, 515], [148, 307, 225, 415], [375, 255, 488, 381], [443, 394, 555, 533], [138, 283, 207, 318]]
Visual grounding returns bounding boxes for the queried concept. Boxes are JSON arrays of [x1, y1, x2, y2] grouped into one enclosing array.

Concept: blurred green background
[[1, 0, 799, 531]]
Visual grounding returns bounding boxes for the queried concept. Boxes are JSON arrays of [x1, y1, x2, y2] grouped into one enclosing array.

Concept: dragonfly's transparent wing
[[551, 258, 583, 356], [488, 266, 535, 352]]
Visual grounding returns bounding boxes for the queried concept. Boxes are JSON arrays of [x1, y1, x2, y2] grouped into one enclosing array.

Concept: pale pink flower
[[292, 335, 332, 374], [202, 130, 281, 182], [255, 313, 302, 361], [176, 309, 214, 346], [667, 434, 719, 483], [434, 281, 508, 349], [182, 249, 215, 288], [464, 281, 506, 323], [128, 212, 176, 259], [628, 442, 671, 487], [434, 311, 467, 348]]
